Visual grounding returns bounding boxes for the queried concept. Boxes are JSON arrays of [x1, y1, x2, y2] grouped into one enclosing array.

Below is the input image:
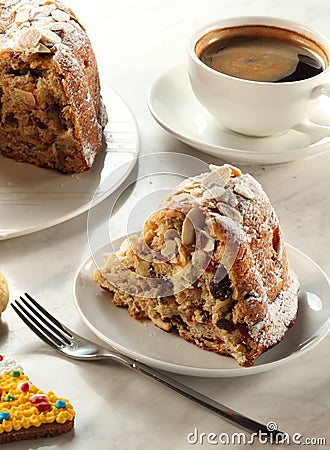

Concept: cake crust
[[94, 164, 299, 366], [0, 419, 74, 445]]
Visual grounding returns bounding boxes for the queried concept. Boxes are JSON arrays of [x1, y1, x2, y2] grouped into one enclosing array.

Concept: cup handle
[[312, 83, 330, 98], [292, 84, 330, 138]]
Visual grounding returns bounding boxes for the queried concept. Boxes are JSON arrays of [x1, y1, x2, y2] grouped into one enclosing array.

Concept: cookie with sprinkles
[[0, 355, 75, 444]]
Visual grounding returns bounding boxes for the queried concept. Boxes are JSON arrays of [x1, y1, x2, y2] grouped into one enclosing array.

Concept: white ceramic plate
[[74, 241, 330, 377], [148, 65, 330, 165], [0, 85, 139, 240]]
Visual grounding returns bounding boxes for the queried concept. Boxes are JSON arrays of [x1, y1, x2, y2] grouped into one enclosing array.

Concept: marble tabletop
[[1, 0, 330, 448]]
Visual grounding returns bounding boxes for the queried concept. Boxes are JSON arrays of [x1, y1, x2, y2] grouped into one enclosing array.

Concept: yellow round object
[[0, 271, 9, 315]]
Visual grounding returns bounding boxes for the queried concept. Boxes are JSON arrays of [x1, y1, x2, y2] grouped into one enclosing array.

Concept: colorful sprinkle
[[11, 370, 20, 377], [0, 355, 3, 361], [35, 401, 52, 412], [55, 400, 66, 409], [30, 394, 48, 403], [29, 393, 51, 412], [18, 381, 31, 392], [4, 395, 15, 402], [0, 412, 10, 421]]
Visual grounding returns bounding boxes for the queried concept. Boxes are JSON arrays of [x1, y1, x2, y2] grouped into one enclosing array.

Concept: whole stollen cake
[[0, 0, 108, 173], [0, 355, 75, 444], [93, 164, 299, 367]]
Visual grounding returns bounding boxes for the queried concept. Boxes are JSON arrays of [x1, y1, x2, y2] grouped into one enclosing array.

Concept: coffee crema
[[196, 25, 328, 82]]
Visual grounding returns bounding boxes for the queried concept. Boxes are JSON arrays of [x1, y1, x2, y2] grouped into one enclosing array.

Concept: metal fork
[[12, 293, 286, 443]]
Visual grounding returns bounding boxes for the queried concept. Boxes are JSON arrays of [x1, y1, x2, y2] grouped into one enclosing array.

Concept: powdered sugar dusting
[[250, 271, 299, 346]]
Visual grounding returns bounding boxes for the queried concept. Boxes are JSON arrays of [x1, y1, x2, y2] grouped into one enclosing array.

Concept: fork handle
[[105, 353, 285, 443]]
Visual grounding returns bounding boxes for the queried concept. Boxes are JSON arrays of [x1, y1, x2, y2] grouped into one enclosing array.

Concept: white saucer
[[0, 85, 139, 240], [74, 239, 330, 378], [148, 65, 330, 165]]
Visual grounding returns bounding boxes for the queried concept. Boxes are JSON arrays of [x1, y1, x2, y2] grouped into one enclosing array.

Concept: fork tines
[[12, 293, 73, 349]]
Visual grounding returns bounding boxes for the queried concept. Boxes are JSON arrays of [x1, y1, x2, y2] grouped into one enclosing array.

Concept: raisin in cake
[[0, 355, 75, 444], [0, 0, 107, 173], [0, 273, 8, 317], [93, 164, 299, 367]]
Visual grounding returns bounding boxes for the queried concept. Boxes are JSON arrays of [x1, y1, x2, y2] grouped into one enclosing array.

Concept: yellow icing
[[0, 371, 75, 434]]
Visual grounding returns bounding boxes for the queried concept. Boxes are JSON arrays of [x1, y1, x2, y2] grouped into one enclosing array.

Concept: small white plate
[[74, 240, 330, 378], [148, 65, 330, 165], [0, 85, 139, 240]]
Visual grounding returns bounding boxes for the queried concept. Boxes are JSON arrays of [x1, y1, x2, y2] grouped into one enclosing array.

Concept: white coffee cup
[[187, 16, 330, 137]]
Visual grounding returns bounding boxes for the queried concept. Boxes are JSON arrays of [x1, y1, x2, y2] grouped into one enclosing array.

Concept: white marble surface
[[1, 0, 330, 448]]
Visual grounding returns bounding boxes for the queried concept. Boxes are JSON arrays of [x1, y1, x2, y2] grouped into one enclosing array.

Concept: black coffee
[[196, 25, 327, 83]]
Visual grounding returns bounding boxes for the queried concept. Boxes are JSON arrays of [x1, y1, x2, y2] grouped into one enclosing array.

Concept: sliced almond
[[199, 230, 215, 252], [204, 238, 215, 253], [32, 10, 52, 20], [216, 201, 242, 222], [164, 228, 180, 241], [209, 164, 242, 184], [233, 183, 255, 200], [221, 188, 239, 207], [161, 240, 177, 258], [36, 4, 57, 16], [51, 9, 70, 22], [184, 177, 201, 189], [49, 21, 75, 33], [203, 170, 226, 189], [36, 42, 52, 53], [174, 236, 182, 248], [202, 190, 213, 200], [187, 206, 205, 229], [32, 17, 53, 27], [162, 228, 181, 259], [17, 28, 42, 49], [182, 207, 205, 246], [40, 28, 62, 45], [189, 186, 204, 198], [203, 239, 215, 253], [181, 216, 195, 247], [15, 5, 33, 23]]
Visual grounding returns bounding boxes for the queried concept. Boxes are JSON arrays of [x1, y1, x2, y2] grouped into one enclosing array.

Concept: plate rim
[[0, 84, 139, 240], [73, 241, 330, 377], [147, 65, 330, 164]]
